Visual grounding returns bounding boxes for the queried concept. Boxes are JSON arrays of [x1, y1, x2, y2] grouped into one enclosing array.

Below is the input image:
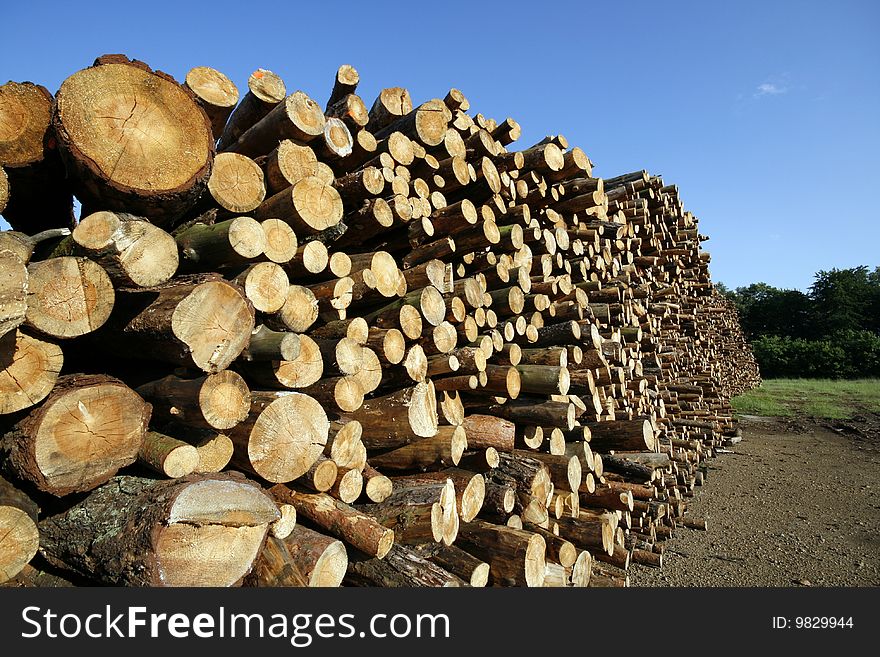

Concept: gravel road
[[631, 414, 880, 587]]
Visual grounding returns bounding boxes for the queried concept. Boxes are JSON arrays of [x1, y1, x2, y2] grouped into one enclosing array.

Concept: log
[[253, 176, 343, 236], [175, 216, 266, 271], [362, 464, 394, 503], [462, 415, 516, 452], [358, 478, 458, 546], [228, 391, 329, 483], [53, 55, 214, 223], [217, 68, 286, 151], [135, 370, 251, 431], [327, 64, 360, 109], [368, 425, 466, 470], [25, 256, 115, 339], [0, 476, 40, 583], [270, 487, 394, 559], [390, 468, 485, 523], [227, 91, 326, 156], [232, 262, 289, 313], [39, 474, 279, 586], [267, 524, 348, 587], [244, 535, 308, 587], [0, 329, 63, 415], [137, 430, 200, 478], [183, 66, 239, 139], [368, 88, 413, 133], [0, 250, 27, 339], [345, 544, 463, 587], [52, 211, 178, 287], [583, 419, 657, 452], [456, 520, 546, 587], [337, 381, 438, 451], [262, 140, 318, 194], [420, 544, 489, 587], [203, 152, 266, 214], [102, 273, 254, 373], [1, 374, 150, 496], [0, 81, 74, 232]]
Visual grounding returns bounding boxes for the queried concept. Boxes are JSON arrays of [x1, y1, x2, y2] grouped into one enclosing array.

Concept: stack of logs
[[0, 55, 760, 588]]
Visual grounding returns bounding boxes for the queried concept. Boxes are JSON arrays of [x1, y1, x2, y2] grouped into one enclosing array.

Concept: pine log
[[0, 329, 63, 415], [217, 68, 286, 151], [175, 216, 266, 271], [358, 478, 458, 546], [244, 535, 308, 587], [420, 544, 489, 587], [0, 476, 40, 583], [102, 273, 254, 373], [135, 370, 250, 431], [137, 430, 200, 478], [368, 425, 466, 470], [327, 65, 360, 109], [270, 487, 394, 559], [264, 524, 348, 587], [0, 251, 27, 339], [362, 464, 393, 503], [25, 256, 114, 339], [232, 262, 289, 313], [261, 140, 318, 193], [368, 88, 413, 133], [253, 176, 343, 236], [53, 55, 214, 223], [345, 544, 463, 587], [1, 374, 150, 496], [228, 391, 329, 483], [39, 474, 279, 586], [0, 81, 74, 232], [583, 419, 657, 452], [227, 91, 326, 157], [184, 66, 239, 139], [52, 211, 178, 287], [203, 152, 266, 214], [456, 520, 546, 587], [337, 381, 438, 451], [390, 469, 485, 523]]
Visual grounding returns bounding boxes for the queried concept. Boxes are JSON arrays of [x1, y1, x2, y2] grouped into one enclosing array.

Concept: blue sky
[[2, 0, 878, 291]]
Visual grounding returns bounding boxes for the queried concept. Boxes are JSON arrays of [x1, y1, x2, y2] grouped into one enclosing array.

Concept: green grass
[[731, 379, 880, 420]]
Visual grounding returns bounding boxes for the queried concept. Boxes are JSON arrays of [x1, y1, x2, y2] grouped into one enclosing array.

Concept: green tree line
[[719, 266, 880, 378]]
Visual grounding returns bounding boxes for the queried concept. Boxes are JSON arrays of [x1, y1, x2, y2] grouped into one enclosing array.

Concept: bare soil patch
[[632, 414, 880, 587]]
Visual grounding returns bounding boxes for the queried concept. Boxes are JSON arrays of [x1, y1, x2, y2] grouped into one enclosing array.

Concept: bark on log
[[39, 474, 279, 586], [217, 68, 286, 151], [0, 81, 74, 232], [0, 329, 63, 415], [53, 55, 214, 223], [102, 273, 254, 373], [456, 520, 546, 587], [270, 487, 394, 559], [0, 476, 40, 583], [345, 544, 463, 587], [1, 374, 150, 496]]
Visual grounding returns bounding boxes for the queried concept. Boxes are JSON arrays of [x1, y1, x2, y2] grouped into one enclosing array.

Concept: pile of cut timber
[[0, 55, 759, 588]]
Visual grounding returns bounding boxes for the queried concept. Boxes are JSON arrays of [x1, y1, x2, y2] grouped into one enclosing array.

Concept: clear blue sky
[[2, 0, 878, 291]]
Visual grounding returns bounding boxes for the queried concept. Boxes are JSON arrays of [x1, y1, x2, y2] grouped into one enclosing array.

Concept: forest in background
[[719, 266, 880, 378]]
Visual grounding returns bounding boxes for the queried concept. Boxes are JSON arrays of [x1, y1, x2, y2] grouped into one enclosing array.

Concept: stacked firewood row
[[0, 55, 759, 588]]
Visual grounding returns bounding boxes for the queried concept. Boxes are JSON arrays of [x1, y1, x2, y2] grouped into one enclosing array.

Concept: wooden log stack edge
[[0, 56, 760, 588]]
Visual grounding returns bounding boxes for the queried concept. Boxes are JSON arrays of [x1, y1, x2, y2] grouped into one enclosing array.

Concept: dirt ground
[[631, 413, 880, 587]]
